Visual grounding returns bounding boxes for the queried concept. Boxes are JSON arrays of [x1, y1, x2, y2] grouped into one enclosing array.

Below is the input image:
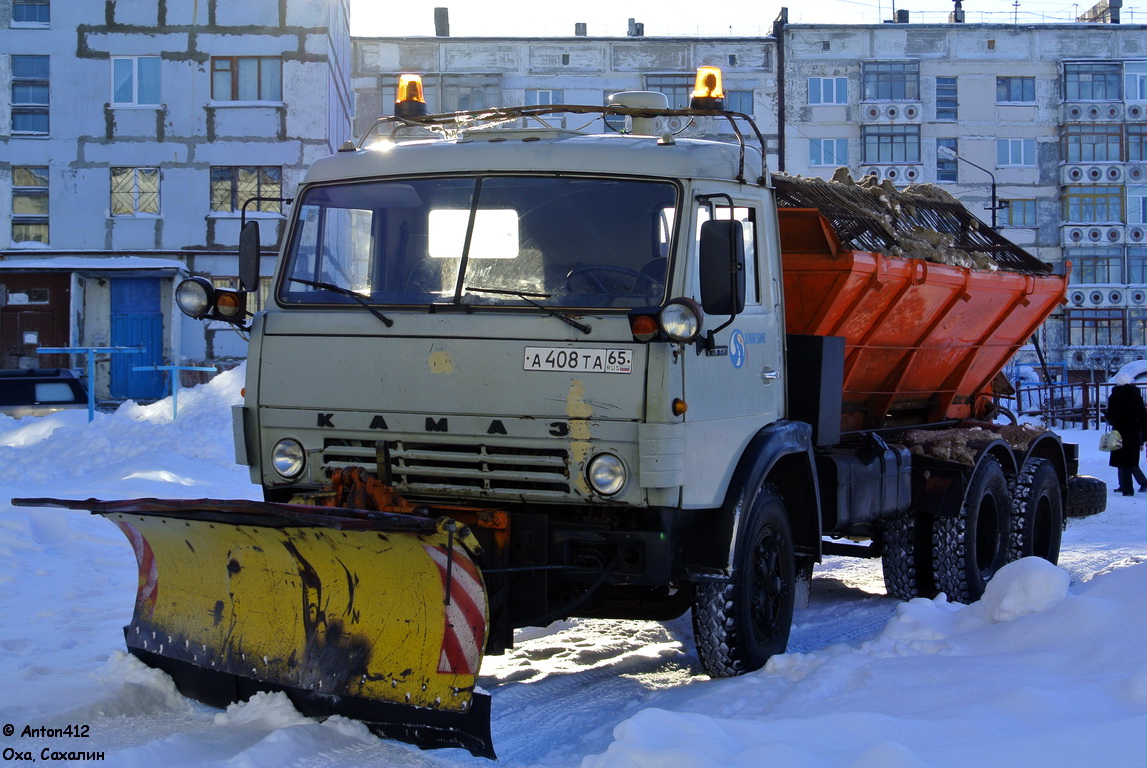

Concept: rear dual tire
[[1009, 458, 1063, 564], [933, 456, 1011, 604], [884, 454, 1065, 604]]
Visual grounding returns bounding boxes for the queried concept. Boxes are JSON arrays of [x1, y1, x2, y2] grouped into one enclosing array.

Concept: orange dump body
[[779, 208, 1066, 433]]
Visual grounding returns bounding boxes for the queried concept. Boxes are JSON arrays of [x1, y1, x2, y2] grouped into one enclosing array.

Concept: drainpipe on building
[[772, 8, 788, 173]]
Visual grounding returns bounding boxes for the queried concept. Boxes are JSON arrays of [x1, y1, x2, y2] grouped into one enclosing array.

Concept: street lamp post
[[937, 146, 1009, 229]]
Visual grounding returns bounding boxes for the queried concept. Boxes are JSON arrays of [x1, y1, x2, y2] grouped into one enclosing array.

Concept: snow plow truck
[[16, 68, 1104, 758]]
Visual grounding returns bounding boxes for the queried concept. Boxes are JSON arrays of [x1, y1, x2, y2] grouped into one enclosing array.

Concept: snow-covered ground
[[2, 367, 1146, 767]]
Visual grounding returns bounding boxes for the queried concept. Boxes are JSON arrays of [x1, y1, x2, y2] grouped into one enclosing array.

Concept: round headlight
[[271, 438, 307, 479], [586, 453, 627, 496], [660, 299, 702, 342], [176, 277, 214, 319]]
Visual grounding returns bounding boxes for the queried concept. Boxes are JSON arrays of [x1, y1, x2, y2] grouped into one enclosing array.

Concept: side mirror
[[698, 219, 745, 316], [239, 221, 260, 293]]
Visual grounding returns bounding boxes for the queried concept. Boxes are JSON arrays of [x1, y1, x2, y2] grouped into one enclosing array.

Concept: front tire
[[932, 455, 1011, 604], [693, 483, 796, 678]]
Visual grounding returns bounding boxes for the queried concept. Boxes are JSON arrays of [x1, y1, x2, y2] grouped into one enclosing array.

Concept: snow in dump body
[[772, 171, 1053, 274], [2, 367, 1147, 766]]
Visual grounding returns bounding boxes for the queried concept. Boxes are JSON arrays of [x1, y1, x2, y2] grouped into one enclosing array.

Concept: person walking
[[1105, 372, 1147, 496]]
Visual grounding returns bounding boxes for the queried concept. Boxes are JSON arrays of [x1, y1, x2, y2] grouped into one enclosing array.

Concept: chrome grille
[[323, 439, 572, 499]]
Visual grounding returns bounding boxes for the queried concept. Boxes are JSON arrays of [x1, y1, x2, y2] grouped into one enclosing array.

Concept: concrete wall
[[0, 0, 352, 378], [353, 22, 1147, 372], [353, 36, 781, 170]]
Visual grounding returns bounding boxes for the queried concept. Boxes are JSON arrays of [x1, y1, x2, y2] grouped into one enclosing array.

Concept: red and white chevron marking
[[115, 520, 158, 618], [425, 543, 486, 676]]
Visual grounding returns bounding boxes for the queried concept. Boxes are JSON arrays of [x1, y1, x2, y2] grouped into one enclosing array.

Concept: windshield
[[278, 176, 678, 309]]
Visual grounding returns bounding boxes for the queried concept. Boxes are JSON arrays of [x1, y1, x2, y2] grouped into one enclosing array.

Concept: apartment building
[[0, 0, 351, 399], [353, 16, 1147, 376], [783, 21, 1147, 375], [352, 33, 781, 166], [5, 4, 1145, 382]]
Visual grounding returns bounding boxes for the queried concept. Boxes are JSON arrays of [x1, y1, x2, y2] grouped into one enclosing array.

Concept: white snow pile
[[1, 367, 1147, 767]]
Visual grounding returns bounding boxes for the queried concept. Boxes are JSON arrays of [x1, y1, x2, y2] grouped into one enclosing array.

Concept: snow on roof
[[0, 256, 188, 272]]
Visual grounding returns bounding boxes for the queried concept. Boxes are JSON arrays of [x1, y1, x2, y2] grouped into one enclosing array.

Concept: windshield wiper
[[288, 277, 394, 327], [465, 287, 591, 335]]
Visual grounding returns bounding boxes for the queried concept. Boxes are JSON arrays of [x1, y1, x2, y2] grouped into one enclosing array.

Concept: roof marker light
[[395, 74, 427, 118], [690, 66, 725, 110]]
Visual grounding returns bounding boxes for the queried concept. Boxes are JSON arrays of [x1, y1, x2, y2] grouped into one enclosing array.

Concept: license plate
[[523, 347, 633, 374]]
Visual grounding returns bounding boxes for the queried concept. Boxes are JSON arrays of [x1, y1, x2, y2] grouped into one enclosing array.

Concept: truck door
[[681, 195, 785, 508]]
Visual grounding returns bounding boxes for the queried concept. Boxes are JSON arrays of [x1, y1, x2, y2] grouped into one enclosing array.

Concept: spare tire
[[1066, 474, 1107, 518]]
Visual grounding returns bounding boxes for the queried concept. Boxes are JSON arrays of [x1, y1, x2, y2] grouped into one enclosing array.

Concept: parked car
[[0, 368, 89, 418], [1109, 360, 1147, 386]]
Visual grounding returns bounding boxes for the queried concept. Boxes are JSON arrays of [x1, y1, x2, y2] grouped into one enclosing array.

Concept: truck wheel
[[1009, 458, 1063, 564], [1066, 475, 1107, 518], [880, 510, 937, 601], [692, 483, 795, 678], [932, 455, 1011, 604]]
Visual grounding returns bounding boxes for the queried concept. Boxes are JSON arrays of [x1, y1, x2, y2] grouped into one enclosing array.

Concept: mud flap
[[12, 497, 495, 758]]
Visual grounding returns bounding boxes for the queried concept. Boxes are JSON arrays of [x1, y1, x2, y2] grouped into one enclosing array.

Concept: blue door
[[110, 278, 165, 401]]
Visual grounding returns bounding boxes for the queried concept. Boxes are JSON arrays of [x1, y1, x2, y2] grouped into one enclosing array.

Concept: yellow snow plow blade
[[11, 497, 494, 758]]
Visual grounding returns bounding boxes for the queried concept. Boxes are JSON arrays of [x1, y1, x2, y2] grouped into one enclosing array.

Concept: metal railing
[[999, 380, 1129, 429]]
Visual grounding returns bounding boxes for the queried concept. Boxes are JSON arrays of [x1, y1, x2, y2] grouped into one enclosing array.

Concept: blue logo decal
[[730, 329, 747, 369]]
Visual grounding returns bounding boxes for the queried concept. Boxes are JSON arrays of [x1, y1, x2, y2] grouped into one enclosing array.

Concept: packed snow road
[[2, 368, 1146, 766]]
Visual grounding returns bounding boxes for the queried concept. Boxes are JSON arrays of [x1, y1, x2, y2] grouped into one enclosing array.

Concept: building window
[[11, 55, 49, 135], [808, 77, 847, 105], [1065, 185, 1124, 223], [441, 75, 500, 112], [862, 125, 920, 164], [12, 0, 49, 24], [111, 168, 160, 216], [936, 138, 958, 182], [12, 166, 49, 244], [935, 77, 957, 121], [603, 93, 626, 132], [111, 56, 160, 106], [726, 90, 754, 114], [524, 89, 564, 127], [1001, 199, 1037, 227], [996, 76, 1035, 103], [212, 276, 273, 311], [1068, 308, 1123, 346], [1062, 125, 1123, 163], [210, 167, 282, 213], [525, 89, 562, 106], [1063, 62, 1121, 101], [211, 56, 282, 101], [862, 61, 919, 101], [997, 138, 1036, 167], [451, 86, 488, 111], [1068, 249, 1122, 283], [1125, 62, 1147, 101], [645, 74, 694, 109], [1129, 309, 1147, 346], [1129, 185, 1147, 225], [809, 138, 848, 167], [381, 78, 438, 115], [1128, 125, 1147, 163], [1127, 249, 1147, 283]]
